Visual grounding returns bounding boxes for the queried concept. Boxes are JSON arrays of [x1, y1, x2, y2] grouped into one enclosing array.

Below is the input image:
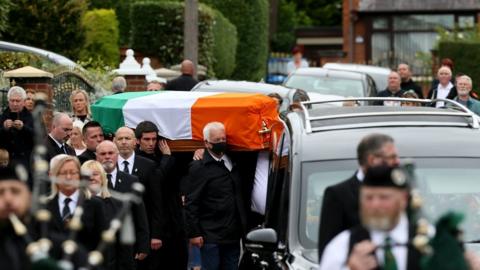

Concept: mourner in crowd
[[0, 86, 34, 173], [78, 120, 105, 164], [428, 66, 457, 107], [83, 160, 137, 270], [184, 122, 247, 270], [398, 63, 423, 99], [68, 120, 87, 156], [375, 71, 405, 106], [112, 76, 127, 94], [24, 88, 36, 112], [165, 59, 199, 91], [454, 75, 480, 115], [133, 121, 187, 269], [95, 140, 150, 263], [70, 89, 92, 123], [45, 112, 75, 161], [318, 133, 400, 260]]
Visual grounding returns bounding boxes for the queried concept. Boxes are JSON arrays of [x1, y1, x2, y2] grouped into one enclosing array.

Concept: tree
[[288, 0, 342, 26], [2, 0, 87, 59]]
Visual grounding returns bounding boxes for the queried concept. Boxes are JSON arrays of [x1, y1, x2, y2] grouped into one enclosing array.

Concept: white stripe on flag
[[122, 91, 218, 139]]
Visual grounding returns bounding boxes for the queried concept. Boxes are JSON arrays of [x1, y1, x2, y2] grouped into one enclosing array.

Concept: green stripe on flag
[[91, 91, 161, 134]]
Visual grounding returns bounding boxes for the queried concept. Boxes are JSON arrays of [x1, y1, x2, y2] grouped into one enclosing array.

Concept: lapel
[[115, 171, 127, 192], [132, 156, 140, 175], [47, 195, 64, 231], [47, 136, 62, 154]]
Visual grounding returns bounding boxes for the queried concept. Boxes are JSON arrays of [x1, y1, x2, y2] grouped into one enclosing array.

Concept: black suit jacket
[[44, 135, 75, 161], [165, 74, 198, 91], [46, 194, 106, 251], [78, 149, 96, 164], [318, 173, 361, 261], [111, 171, 150, 255], [130, 154, 167, 240], [427, 85, 457, 106]]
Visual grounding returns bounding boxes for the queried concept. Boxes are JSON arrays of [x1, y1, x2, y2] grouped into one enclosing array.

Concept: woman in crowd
[[70, 89, 91, 123], [25, 89, 35, 112], [82, 160, 136, 270], [68, 120, 86, 155]]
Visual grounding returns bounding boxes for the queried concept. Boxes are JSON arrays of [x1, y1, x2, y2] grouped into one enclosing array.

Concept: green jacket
[[455, 97, 480, 116]]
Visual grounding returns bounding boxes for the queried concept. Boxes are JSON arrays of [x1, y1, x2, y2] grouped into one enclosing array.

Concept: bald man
[[45, 112, 75, 161], [374, 71, 405, 106], [165, 59, 199, 91], [96, 140, 150, 263]]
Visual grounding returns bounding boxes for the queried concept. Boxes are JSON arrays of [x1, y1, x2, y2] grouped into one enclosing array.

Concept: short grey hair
[[52, 112, 71, 126], [203, 122, 225, 141], [112, 76, 127, 93], [7, 86, 27, 100], [459, 75, 473, 86]]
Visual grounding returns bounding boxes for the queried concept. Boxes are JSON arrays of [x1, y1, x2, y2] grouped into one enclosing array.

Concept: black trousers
[[146, 237, 188, 270]]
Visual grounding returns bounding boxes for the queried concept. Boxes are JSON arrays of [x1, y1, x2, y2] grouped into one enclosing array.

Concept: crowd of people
[[0, 75, 283, 270], [375, 59, 480, 114]]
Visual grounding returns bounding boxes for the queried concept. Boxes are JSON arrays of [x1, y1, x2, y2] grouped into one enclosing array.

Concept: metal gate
[[51, 71, 95, 113]]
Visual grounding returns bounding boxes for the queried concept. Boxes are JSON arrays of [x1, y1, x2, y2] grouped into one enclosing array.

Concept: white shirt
[[356, 169, 365, 182], [118, 152, 135, 174], [209, 152, 233, 171], [435, 82, 454, 108], [287, 59, 309, 74], [58, 190, 80, 218], [49, 134, 65, 150], [251, 151, 269, 215], [107, 168, 118, 188], [319, 213, 409, 270]]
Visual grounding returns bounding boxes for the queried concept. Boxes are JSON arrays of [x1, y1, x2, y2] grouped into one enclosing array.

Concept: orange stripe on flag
[[191, 93, 283, 150]]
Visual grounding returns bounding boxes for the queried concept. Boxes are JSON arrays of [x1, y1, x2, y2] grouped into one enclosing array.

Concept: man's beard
[[361, 208, 402, 231], [102, 161, 115, 172]]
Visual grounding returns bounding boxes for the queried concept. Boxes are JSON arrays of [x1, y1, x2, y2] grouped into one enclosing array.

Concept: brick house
[[342, 0, 480, 74]]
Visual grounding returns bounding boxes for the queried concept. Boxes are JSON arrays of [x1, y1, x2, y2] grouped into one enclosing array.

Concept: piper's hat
[[0, 164, 28, 183], [363, 164, 408, 189]]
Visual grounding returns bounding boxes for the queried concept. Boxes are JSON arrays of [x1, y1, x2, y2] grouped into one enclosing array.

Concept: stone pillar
[[113, 49, 149, 92]]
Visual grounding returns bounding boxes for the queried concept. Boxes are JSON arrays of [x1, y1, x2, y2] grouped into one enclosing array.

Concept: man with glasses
[[45, 112, 75, 161], [318, 133, 400, 261]]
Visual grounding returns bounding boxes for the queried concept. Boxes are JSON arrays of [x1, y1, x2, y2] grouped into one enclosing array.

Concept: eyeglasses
[[58, 171, 80, 177]]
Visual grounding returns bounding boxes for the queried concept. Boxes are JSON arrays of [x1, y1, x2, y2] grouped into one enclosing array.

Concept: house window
[[370, 14, 476, 74]]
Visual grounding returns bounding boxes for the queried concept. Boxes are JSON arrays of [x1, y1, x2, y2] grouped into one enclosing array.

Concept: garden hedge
[[202, 0, 269, 81], [130, 1, 237, 78], [438, 41, 480, 93], [80, 9, 120, 67]]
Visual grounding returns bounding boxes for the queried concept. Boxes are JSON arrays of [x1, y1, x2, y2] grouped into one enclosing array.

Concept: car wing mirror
[[246, 228, 278, 244]]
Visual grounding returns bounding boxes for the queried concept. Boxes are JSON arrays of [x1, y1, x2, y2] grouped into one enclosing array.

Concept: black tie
[[62, 197, 72, 221], [123, 161, 129, 174], [61, 144, 67, 154], [107, 173, 113, 189]]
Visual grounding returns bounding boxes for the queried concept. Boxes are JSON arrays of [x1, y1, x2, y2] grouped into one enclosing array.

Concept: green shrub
[[438, 41, 480, 93], [211, 9, 237, 79], [79, 9, 120, 67], [2, 0, 87, 59], [130, 2, 221, 77], [202, 0, 269, 81]]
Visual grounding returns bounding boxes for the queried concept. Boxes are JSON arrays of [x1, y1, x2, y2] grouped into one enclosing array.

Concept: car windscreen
[[300, 157, 480, 252], [285, 75, 364, 97]]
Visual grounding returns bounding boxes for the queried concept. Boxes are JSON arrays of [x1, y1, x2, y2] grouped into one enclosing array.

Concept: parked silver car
[[244, 97, 480, 269], [323, 63, 391, 92], [284, 67, 377, 98]]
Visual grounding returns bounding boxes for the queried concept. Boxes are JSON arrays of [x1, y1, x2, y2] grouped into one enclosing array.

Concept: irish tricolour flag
[[91, 91, 282, 150]]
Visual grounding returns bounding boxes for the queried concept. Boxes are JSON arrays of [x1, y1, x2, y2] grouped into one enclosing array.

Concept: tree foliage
[[79, 9, 120, 68], [288, 0, 342, 27], [202, 0, 269, 81], [2, 0, 87, 59]]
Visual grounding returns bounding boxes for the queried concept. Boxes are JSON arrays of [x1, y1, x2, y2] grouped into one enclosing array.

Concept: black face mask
[[209, 141, 227, 155]]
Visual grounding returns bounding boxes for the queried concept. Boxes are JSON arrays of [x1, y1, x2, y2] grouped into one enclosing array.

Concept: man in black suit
[[184, 122, 247, 270], [165, 59, 199, 91], [398, 63, 423, 99], [318, 133, 400, 261], [45, 112, 75, 161], [78, 121, 104, 164], [96, 140, 150, 263], [133, 121, 187, 269]]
